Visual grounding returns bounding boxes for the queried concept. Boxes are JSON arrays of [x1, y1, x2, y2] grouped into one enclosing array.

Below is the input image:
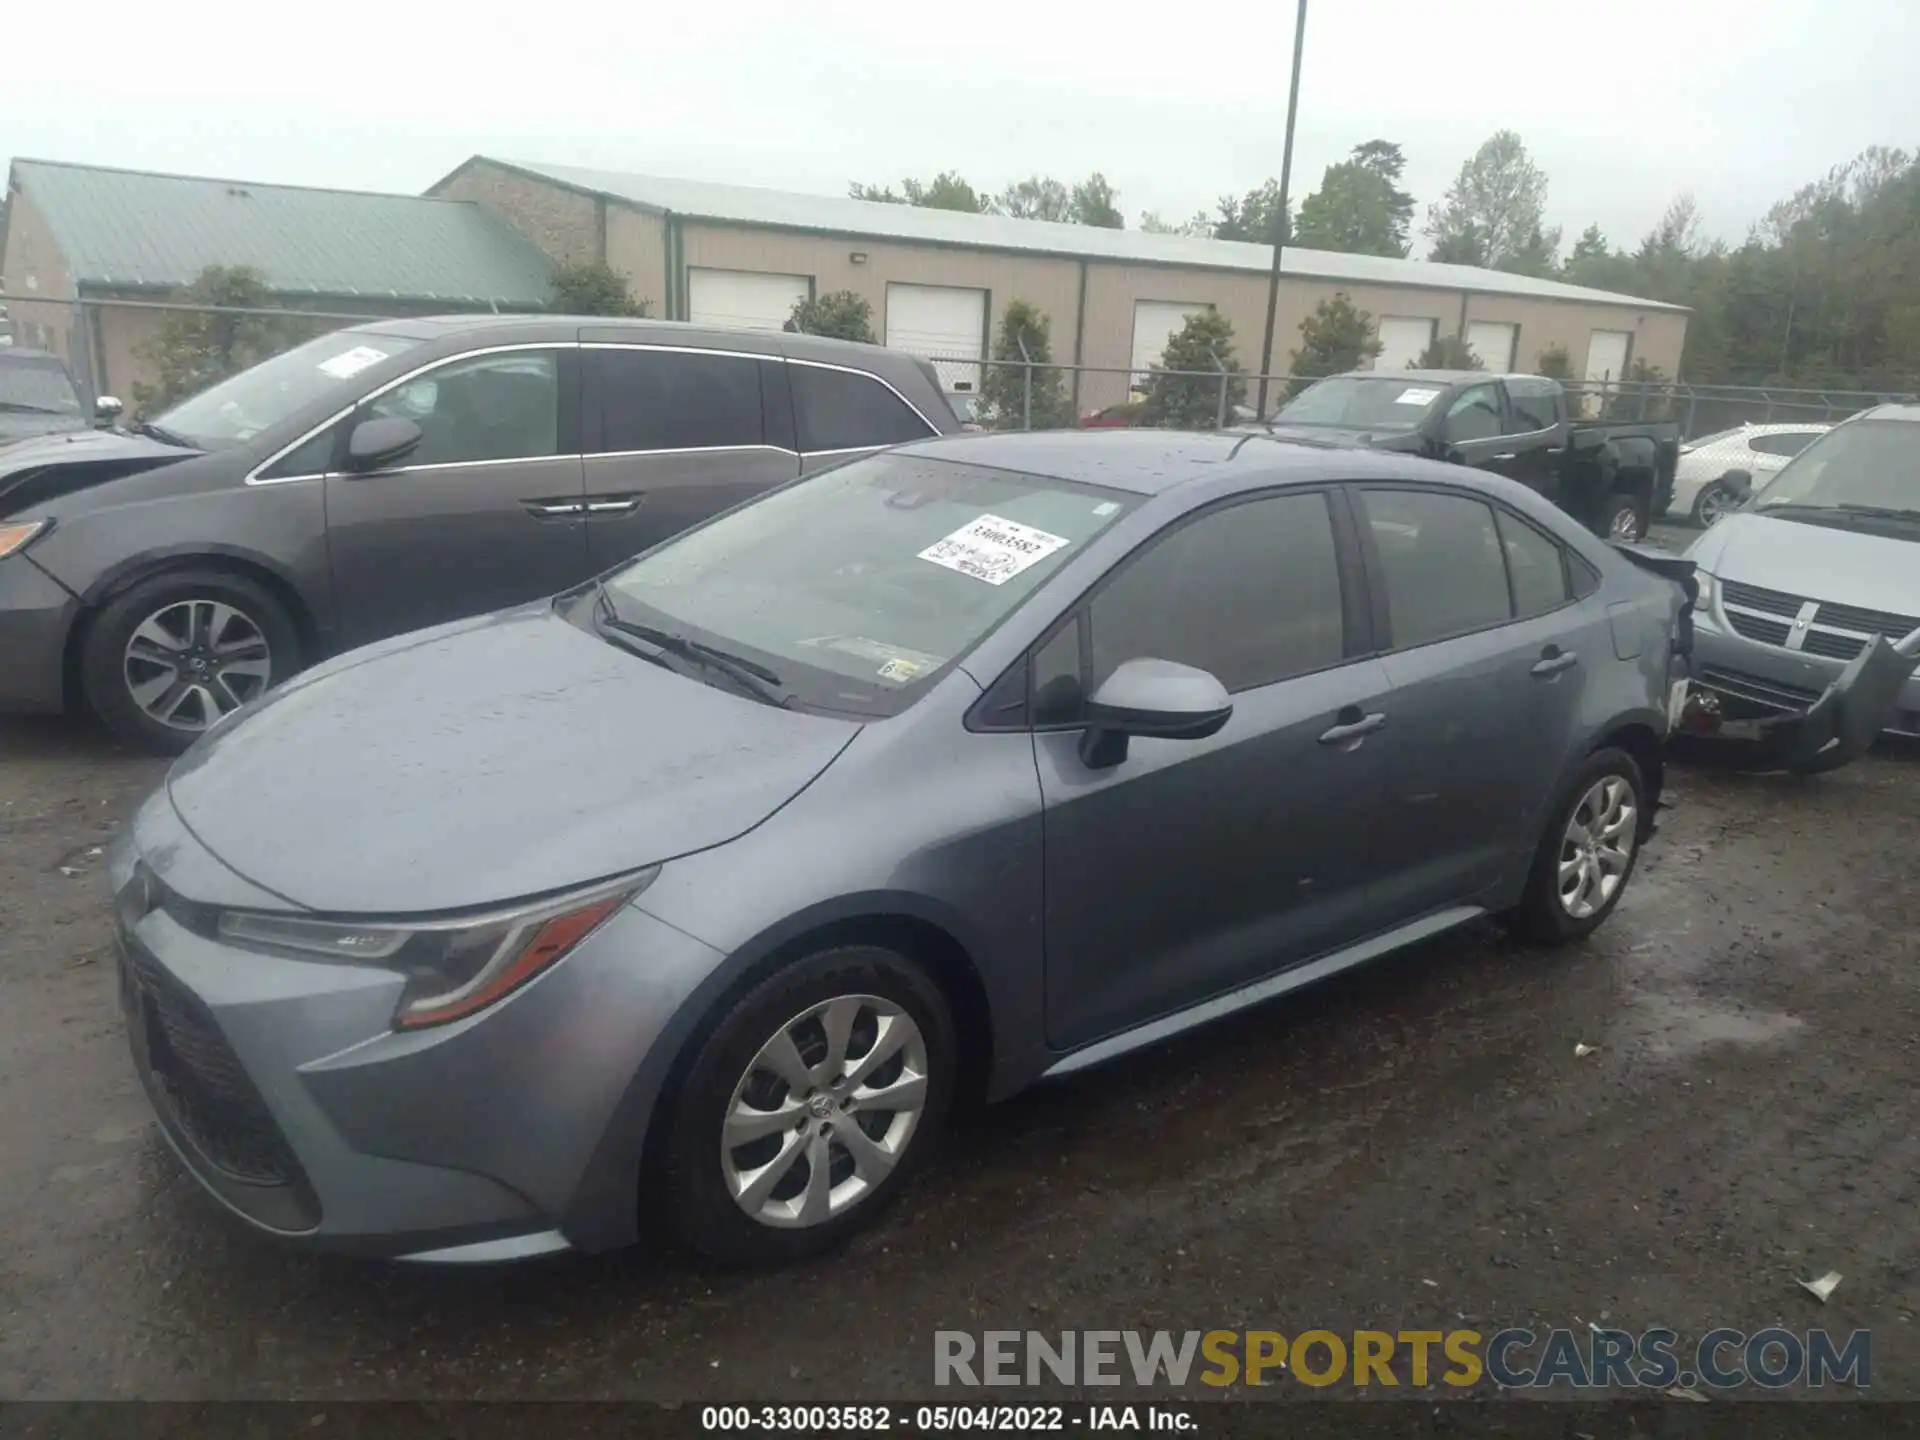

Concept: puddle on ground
[[1625, 991, 1804, 1060]]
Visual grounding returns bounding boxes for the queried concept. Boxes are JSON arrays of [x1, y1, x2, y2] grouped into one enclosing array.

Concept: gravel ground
[[3, 517, 1916, 1404]]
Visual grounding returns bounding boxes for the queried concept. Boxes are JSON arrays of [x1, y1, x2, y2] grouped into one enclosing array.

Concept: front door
[[1036, 488, 1391, 1051], [1352, 485, 1592, 916], [324, 346, 587, 647], [580, 345, 799, 571]]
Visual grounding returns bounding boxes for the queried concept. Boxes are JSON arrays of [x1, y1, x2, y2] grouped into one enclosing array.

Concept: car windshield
[[603, 452, 1137, 716], [150, 330, 421, 450], [1273, 376, 1438, 430], [0, 357, 84, 415], [1752, 420, 1920, 517]]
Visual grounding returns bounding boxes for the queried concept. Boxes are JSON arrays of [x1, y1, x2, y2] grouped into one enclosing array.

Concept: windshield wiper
[[1760, 501, 1920, 527], [130, 419, 196, 448], [1834, 503, 1920, 523], [591, 585, 792, 706]]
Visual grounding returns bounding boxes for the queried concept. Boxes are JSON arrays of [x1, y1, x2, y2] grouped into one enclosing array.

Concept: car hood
[[1691, 511, 1920, 617], [0, 426, 198, 513], [0, 412, 91, 446], [165, 604, 863, 914]]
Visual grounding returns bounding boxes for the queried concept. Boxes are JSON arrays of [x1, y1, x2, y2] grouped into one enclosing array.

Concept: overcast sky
[[7, 0, 1916, 253]]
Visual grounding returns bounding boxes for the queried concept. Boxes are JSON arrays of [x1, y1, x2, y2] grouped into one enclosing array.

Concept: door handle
[[523, 500, 585, 517], [1491, 452, 1518, 461], [1318, 710, 1387, 745], [583, 498, 642, 516], [1531, 648, 1579, 677]]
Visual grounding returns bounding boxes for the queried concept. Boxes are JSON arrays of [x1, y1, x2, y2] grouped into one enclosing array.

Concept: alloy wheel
[[1697, 484, 1734, 527], [1608, 506, 1644, 542], [122, 599, 273, 733], [1558, 775, 1636, 919], [720, 994, 929, 1229]]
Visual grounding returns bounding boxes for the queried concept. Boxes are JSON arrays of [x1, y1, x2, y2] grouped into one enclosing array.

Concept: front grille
[[1800, 630, 1868, 661], [1696, 665, 1821, 713], [124, 945, 306, 1188], [1726, 611, 1794, 647], [1721, 580, 1805, 617], [1813, 601, 1920, 641]]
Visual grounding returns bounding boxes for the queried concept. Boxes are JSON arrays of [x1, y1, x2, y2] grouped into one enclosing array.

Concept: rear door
[[580, 342, 798, 570], [787, 359, 941, 475], [1499, 377, 1568, 503], [1353, 485, 1596, 916], [323, 345, 587, 647], [1035, 487, 1392, 1049], [1435, 381, 1510, 473]]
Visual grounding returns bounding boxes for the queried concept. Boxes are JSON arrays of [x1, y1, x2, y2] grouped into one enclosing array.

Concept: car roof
[[342, 312, 918, 370], [1334, 368, 1495, 385], [894, 427, 1469, 497], [1855, 402, 1920, 424]]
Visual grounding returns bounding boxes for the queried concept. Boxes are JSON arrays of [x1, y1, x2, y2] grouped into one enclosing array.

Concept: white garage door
[[1373, 316, 1436, 372], [1465, 321, 1517, 372], [1585, 330, 1632, 384], [886, 284, 987, 389], [1131, 300, 1210, 388], [688, 269, 811, 332]]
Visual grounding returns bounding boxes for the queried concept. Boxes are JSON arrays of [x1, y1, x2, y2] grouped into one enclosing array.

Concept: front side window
[[366, 350, 559, 467], [603, 453, 1134, 716], [789, 364, 936, 452], [1364, 488, 1512, 647], [153, 329, 421, 450], [1085, 491, 1347, 696], [1442, 384, 1503, 444], [594, 348, 762, 452], [1506, 379, 1560, 433]]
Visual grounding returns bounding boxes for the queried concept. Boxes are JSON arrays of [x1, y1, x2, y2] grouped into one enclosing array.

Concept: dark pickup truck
[[1257, 369, 1683, 541]]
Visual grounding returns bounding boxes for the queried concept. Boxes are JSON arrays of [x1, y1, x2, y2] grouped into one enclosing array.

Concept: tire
[[80, 567, 303, 754], [1603, 488, 1650, 543], [1509, 747, 1647, 946], [663, 944, 956, 1266], [1690, 478, 1736, 528]]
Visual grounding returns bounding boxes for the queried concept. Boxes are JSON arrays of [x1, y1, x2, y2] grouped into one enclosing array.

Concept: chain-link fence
[[1559, 378, 1916, 437]]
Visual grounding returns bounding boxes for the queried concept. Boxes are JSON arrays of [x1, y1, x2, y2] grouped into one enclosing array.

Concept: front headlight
[[215, 868, 658, 1029], [1692, 569, 1718, 609], [0, 520, 48, 559]]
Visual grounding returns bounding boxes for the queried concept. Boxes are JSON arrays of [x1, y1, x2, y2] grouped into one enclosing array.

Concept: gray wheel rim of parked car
[[122, 599, 273, 732], [721, 994, 930, 1228], [1558, 776, 1636, 919], [1607, 504, 1644, 542], [1697, 482, 1736, 527]]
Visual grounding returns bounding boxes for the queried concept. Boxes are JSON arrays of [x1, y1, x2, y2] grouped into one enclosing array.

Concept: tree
[[850, 172, 994, 213], [998, 176, 1074, 222], [1425, 130, 1560, 270], [787, 290, 876, 344], [1287, 294, 1383, 394], [1070, 173, 1125, 229], [1500, 223, 1562, 278], [132, 265, 309, 413], [548, 260, 651, 316], [1293, 141, 1415, 257], [1140, 210, 1214, 237], [1140, 310, 1246, 428], [1412, 333, 1483, 370], [979, 300, 1072, 429], [1212, 179, 1288, 242], [1535, 343, 1574, 380]]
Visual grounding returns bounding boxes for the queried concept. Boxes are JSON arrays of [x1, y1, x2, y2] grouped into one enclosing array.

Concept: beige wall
[[431, 159, 603, 266], [2, 189, 77, 367], [1457, 292, 1687, 381], [678, 223, 1084, 369], [606, 205, 669, 316]]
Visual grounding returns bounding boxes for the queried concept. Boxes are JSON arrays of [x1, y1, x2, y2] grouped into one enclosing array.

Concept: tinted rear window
[[594, 348, 763, 452], [790, 364, 937, 452]]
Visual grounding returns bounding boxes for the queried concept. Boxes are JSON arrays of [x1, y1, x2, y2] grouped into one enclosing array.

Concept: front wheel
[[663, 945, 956, 1265], [1508, 748, 1646, 945], [80, 568, 303, 753], [1692, 479, 1737, 528], [1604, 488, 1651, 543]]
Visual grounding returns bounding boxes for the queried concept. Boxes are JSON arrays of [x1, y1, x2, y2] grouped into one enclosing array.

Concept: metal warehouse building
[[433, 157, 1689, 411]]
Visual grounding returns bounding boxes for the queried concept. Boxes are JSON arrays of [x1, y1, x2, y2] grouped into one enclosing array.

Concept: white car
[[1669, 422, 1831, 527]]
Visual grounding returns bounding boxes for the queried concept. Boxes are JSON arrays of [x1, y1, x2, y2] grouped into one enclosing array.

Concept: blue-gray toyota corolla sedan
[[108, 431, 1689, 1266]]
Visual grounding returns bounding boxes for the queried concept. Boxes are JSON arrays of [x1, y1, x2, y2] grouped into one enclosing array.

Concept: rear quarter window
[[789, 363, 935, 453]]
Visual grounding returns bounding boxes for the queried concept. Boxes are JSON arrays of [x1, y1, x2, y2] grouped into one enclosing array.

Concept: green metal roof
[[11, 159, 554, 305]]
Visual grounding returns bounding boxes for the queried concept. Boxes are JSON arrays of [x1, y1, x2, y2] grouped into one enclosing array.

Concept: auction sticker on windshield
[[1396, 387, 1441, 405], [918, 514, 1070, 586], [318, 346, 390, 380]]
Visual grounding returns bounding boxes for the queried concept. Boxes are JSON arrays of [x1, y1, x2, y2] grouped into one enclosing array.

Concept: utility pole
[[1255, 0, 1310, 419]]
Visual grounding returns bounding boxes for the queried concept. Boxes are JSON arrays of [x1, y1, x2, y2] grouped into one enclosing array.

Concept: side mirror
[[345, 416, 423, 471], [94, 395, 123, 424], [1078, 658, 1233, 769]]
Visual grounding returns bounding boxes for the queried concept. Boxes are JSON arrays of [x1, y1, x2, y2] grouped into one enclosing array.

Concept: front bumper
[[107, 792, 727, 1260], [0, 553, 79, 714]]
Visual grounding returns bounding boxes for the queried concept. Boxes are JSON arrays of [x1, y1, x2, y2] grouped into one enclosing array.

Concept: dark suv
[[0, 315, 957, 750]]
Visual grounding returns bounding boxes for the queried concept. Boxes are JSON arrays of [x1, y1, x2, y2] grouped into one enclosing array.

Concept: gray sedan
[[108, 430, 1688, 1266]]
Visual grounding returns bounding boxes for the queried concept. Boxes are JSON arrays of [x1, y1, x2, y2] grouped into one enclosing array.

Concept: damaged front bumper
[[1676, 635, 1920, 773]]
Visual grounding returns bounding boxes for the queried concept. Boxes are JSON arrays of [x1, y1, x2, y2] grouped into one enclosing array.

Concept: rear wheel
[[1604, 488, 1650, 542], [80, 568, 302, 753], [1509, 747, 1646, 945], [1692, 478, 1737, 528], [663, 945, 955, 1266]]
